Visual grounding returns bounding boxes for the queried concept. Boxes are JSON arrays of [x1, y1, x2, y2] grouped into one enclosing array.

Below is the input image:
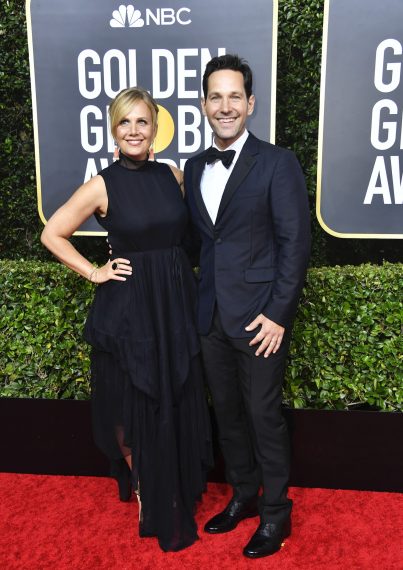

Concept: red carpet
[[0, 474, 402, 569]]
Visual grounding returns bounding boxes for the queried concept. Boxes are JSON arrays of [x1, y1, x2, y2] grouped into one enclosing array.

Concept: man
[[184, 54, 311, 558]]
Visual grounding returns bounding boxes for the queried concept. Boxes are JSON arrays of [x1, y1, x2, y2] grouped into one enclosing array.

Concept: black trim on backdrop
[[0, 399, 401, 492]]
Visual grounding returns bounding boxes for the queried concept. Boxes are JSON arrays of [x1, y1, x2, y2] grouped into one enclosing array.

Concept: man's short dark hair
[[202, 54, 253, 100]]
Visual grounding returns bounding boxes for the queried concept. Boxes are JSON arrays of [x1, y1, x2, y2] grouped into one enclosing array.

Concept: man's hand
[[245, 314, 285, 357]]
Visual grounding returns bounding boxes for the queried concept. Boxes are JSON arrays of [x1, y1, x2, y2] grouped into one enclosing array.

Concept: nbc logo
[[110, 5, 144, 27], [109, 4, 191, 28]]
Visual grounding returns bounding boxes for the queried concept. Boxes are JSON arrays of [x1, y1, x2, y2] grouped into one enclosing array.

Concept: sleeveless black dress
[[84, 157, 212, 552]]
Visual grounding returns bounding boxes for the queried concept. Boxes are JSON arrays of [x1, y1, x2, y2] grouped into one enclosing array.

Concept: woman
[[41, 87, 212, 552]]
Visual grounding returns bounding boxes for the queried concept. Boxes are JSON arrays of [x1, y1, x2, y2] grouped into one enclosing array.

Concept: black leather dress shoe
[[243, 517, 291, 558], [204, 497, 259, 534]]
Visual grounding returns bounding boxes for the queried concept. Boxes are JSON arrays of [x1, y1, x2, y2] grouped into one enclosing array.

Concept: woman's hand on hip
[[95, 258, 132, 283]]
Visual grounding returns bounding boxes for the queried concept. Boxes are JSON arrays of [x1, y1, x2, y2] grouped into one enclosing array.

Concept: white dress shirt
[[201, 130, 249, 224]]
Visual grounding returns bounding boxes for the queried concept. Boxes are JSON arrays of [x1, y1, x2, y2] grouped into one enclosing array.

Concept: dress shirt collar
[[212, 129, 249, 158]]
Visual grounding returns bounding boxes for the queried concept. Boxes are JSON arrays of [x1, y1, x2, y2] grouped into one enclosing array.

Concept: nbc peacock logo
[[110, 5, 144, 28], [109, 3, 191, 28]]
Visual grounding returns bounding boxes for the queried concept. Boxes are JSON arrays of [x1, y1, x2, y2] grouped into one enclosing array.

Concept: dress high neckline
[[118, 151, 149, 170]]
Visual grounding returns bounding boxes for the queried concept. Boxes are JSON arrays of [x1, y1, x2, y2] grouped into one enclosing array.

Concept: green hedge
[[0, 261, 93, 399], [1, 260, 402, 410], [287, 263, 403, 411]]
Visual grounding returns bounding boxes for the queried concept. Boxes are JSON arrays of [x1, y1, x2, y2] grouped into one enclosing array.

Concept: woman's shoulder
[[151, 161, 184, 192], [98, 160, 119, 178], [167, 164, 183, 184], [167, 163, 184, 195]]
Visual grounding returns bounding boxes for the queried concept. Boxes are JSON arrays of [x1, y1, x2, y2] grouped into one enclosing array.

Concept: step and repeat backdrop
[[27, 0, 277, 234], [317, 0, 403, 238], [28, 0, 403, 238]]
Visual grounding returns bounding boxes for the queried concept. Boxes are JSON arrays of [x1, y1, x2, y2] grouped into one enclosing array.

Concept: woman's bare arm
[[41, 175, 131, 283]]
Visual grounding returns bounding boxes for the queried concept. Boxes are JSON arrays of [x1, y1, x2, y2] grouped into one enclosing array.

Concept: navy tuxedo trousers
[[200, 307, 293, 523]]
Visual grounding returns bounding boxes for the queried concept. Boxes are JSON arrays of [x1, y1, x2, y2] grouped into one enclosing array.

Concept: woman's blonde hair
[[109, 87, 159, 139]]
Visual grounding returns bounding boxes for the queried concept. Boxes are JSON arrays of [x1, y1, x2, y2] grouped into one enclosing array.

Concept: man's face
[[202, 69, 255, 149]]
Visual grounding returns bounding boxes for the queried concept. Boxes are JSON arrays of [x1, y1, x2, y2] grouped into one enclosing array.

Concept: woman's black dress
[[84, 157, 212, 552]]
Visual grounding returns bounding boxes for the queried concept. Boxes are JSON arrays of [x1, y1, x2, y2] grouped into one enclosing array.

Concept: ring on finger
[[112, 261, 118, 270]]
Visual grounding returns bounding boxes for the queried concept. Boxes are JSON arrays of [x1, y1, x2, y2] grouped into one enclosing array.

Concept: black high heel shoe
[[110, 458, 132, 502]]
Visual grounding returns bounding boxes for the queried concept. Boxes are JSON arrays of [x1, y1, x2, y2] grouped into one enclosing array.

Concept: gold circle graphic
[[153, 105, 175, 153]]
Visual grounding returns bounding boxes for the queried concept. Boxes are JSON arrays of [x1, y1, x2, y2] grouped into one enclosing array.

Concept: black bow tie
[[205, 147, 236, 168]]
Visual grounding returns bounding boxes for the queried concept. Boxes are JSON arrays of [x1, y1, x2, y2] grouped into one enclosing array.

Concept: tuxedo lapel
[[215, 134, 259, 224], [191, 153, 215, 234]]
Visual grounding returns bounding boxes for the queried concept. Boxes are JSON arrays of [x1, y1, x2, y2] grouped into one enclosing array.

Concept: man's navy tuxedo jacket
[[184, 133, 311, 337]]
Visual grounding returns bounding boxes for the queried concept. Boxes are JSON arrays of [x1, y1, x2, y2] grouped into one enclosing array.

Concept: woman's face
[[115, 99, 156, 160]]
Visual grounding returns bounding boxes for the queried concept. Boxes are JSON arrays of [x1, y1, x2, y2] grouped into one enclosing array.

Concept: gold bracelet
[[88, 267, 98, 283]]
